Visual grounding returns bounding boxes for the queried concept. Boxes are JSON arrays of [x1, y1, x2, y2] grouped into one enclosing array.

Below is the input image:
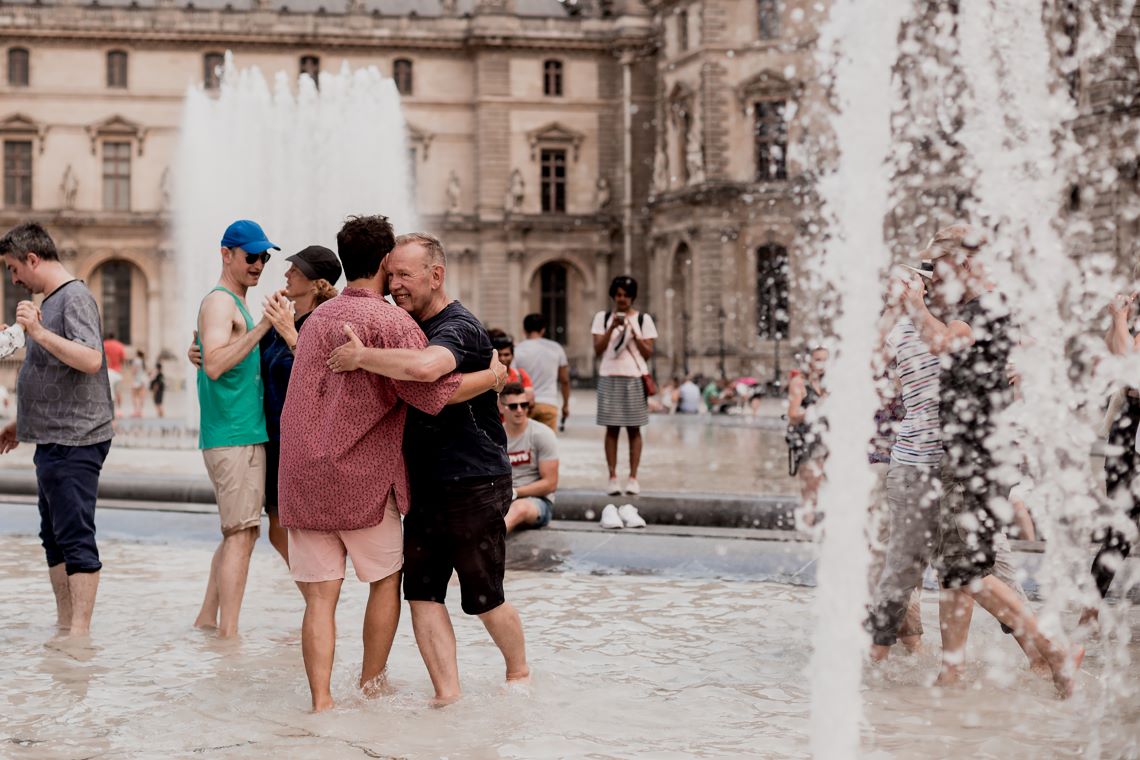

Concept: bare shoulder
[[198, 290, 240, 329]]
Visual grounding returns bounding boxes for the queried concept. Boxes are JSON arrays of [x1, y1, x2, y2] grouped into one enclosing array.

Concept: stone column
[[507, 249, 525, 335]]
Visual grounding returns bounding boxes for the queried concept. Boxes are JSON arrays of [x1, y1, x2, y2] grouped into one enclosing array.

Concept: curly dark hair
[[336, 215, 395, 281]]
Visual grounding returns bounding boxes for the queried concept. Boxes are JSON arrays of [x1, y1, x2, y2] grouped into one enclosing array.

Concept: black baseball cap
[[286, 245, 342, 284]]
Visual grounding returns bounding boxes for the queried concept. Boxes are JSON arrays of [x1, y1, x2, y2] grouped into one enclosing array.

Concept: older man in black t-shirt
[[326, 231, 527, 706]]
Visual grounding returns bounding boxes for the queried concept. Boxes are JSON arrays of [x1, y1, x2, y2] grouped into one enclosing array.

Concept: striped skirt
[[596, 375, 649, 428]]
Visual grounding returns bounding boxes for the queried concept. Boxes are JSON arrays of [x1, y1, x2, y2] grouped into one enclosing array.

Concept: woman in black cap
[[259, 245, 342, 562], [190, 245, 342, 565]]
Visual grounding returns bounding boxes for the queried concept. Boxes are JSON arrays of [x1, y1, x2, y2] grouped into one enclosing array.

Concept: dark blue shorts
[[35, 440, 111, 575]]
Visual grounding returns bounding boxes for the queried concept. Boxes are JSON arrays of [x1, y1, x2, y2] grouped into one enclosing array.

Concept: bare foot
[[934, 666, 962, 687], [311, 696, 335, 713], [1051, 646, 1085, 700], [506, 667, 531, 684], [359, 671, 394, 699], [429, 693, 461, 708], [869, 644, 891, 663], [192, 618, 217, 631]]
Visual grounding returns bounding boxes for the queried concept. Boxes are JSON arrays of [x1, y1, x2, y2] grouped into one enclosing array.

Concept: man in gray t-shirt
[[0, 222, 113, 639], [513, 313, 569, 432], [500, 383, 559, 532]]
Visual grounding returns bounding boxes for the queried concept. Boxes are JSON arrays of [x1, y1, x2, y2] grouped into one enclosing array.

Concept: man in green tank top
[[193, 219, 277, 638]]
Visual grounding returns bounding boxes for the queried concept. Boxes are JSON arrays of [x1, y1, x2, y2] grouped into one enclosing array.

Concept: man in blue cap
[[193, 219, 279, 638]]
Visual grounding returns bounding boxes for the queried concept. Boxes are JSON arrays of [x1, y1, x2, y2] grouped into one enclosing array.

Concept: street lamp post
[[717, 306, 726, 380]]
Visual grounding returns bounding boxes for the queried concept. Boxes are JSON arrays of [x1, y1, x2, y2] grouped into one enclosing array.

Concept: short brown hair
[[499, 382, 526, 398], [928, 223, 986, 260], [394, 232, 446, 268]]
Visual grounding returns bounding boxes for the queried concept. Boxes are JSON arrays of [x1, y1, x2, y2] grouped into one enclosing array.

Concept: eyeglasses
[[504, 402, 528, 411], [244, 251, 271, 266]]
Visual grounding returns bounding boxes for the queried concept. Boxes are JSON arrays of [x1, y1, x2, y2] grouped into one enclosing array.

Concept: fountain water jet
[[172, 54, 416, 420], [808, 3, 909, 758]]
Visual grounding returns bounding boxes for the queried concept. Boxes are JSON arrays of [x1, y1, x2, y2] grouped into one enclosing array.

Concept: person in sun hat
[[191, 218, 278, 638]]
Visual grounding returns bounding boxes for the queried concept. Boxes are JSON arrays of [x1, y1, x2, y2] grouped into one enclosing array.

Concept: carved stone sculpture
[[60, 165, 78, 210], [505, 168, 525, 213], [595, 176, 611, 210], [446, 171, 461, 214]]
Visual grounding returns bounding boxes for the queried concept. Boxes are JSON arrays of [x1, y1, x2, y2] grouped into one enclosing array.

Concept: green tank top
[[197, 287, 268, 450]]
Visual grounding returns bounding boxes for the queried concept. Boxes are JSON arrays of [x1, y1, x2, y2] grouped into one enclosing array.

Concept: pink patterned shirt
[[278, 288, 461, 532]]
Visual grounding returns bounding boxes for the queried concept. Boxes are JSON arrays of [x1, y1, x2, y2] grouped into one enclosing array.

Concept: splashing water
[[172, 54, 416, 415], [809, 3, 910, 758]]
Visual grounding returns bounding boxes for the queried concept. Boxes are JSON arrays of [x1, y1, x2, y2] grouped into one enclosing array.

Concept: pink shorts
[[288, 497, 403, 584]]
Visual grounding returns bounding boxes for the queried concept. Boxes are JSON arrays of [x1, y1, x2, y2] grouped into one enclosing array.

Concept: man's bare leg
[[360, 572, 401, 697], [478, 602, 530, 683], [48, 564, 72, 630], [267, 513, 289, 566], [936, 588, 974, 686], [194, 542, 223, 629], [969, 576, 1082, 698], [299, 578, 342, 712], [66, 572, 99, 637], [216, 528, 257, 638], [505, 499, 540, 534], [410, 600, 461, 705]]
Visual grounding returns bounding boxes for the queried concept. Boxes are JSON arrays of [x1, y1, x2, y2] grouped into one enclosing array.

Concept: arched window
[[393, 59, 413, 96], [539, 262, 568, 345], [106, 50, 128, 89], [7, 48, 29, 87], [300, 55, 320, 86], [203, 52, 224, 89], [756, 244, 789, 340], [543, 59, 563, 97], [754, 100, 787, 181], [99, 260, 134, 344]]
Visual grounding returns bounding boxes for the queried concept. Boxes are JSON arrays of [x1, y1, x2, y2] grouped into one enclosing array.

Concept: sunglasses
[[504, 402, 529, 411], [244, 251, 272, 265]]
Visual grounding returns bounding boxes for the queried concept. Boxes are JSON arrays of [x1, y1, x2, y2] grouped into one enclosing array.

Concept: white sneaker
[[625, 477, 641, 495], [606, 477, 622, 495], [617, 504, 647, 528], [600, 503, 624, 529]]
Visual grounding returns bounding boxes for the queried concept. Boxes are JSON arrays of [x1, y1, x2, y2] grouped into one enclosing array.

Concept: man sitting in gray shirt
[[499, 382, 559, 532], [0, 222, 114, 639]]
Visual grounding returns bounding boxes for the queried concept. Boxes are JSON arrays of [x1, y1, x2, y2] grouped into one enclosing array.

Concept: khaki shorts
[[529, 403, 559, 431], [288, 496, 403, 584], [202, 444, 266, 537]]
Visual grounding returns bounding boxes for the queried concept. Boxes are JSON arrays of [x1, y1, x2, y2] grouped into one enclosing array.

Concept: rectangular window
[[540, 149, 567, 213], [677, 10, 689, 52], [543, 60, 563, 97], [300, 55, 320, 87], [204, 52, 224, 89], [393, 59, 413, 96], [756, 244, 789, 339], [7, 48, 29, 87], [107, 50, 128, 89], [102, 141, 131, 212], [3, 141, 32, 209], [758, 0, 780, 39], [754, 100, 787, 181]]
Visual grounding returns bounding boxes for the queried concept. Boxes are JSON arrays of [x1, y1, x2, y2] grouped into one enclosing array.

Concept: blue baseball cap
[[220, 220, 280, 255]]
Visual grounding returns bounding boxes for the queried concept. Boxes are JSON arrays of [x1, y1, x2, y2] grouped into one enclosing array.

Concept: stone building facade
[[1, 0, 1136, 390], [0, 0, 656, 385]]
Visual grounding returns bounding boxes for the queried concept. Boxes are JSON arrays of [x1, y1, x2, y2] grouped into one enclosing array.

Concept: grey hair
[[394, 232, 446, 268]]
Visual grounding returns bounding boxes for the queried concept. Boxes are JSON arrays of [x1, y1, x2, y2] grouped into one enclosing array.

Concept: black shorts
[[264, 439, 280, 515], [403, 475, 511, 615], [35, 440, 111, 575]]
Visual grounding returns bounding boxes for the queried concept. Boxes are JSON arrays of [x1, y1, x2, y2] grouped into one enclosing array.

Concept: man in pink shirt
[[278, 215, 506, 713]]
